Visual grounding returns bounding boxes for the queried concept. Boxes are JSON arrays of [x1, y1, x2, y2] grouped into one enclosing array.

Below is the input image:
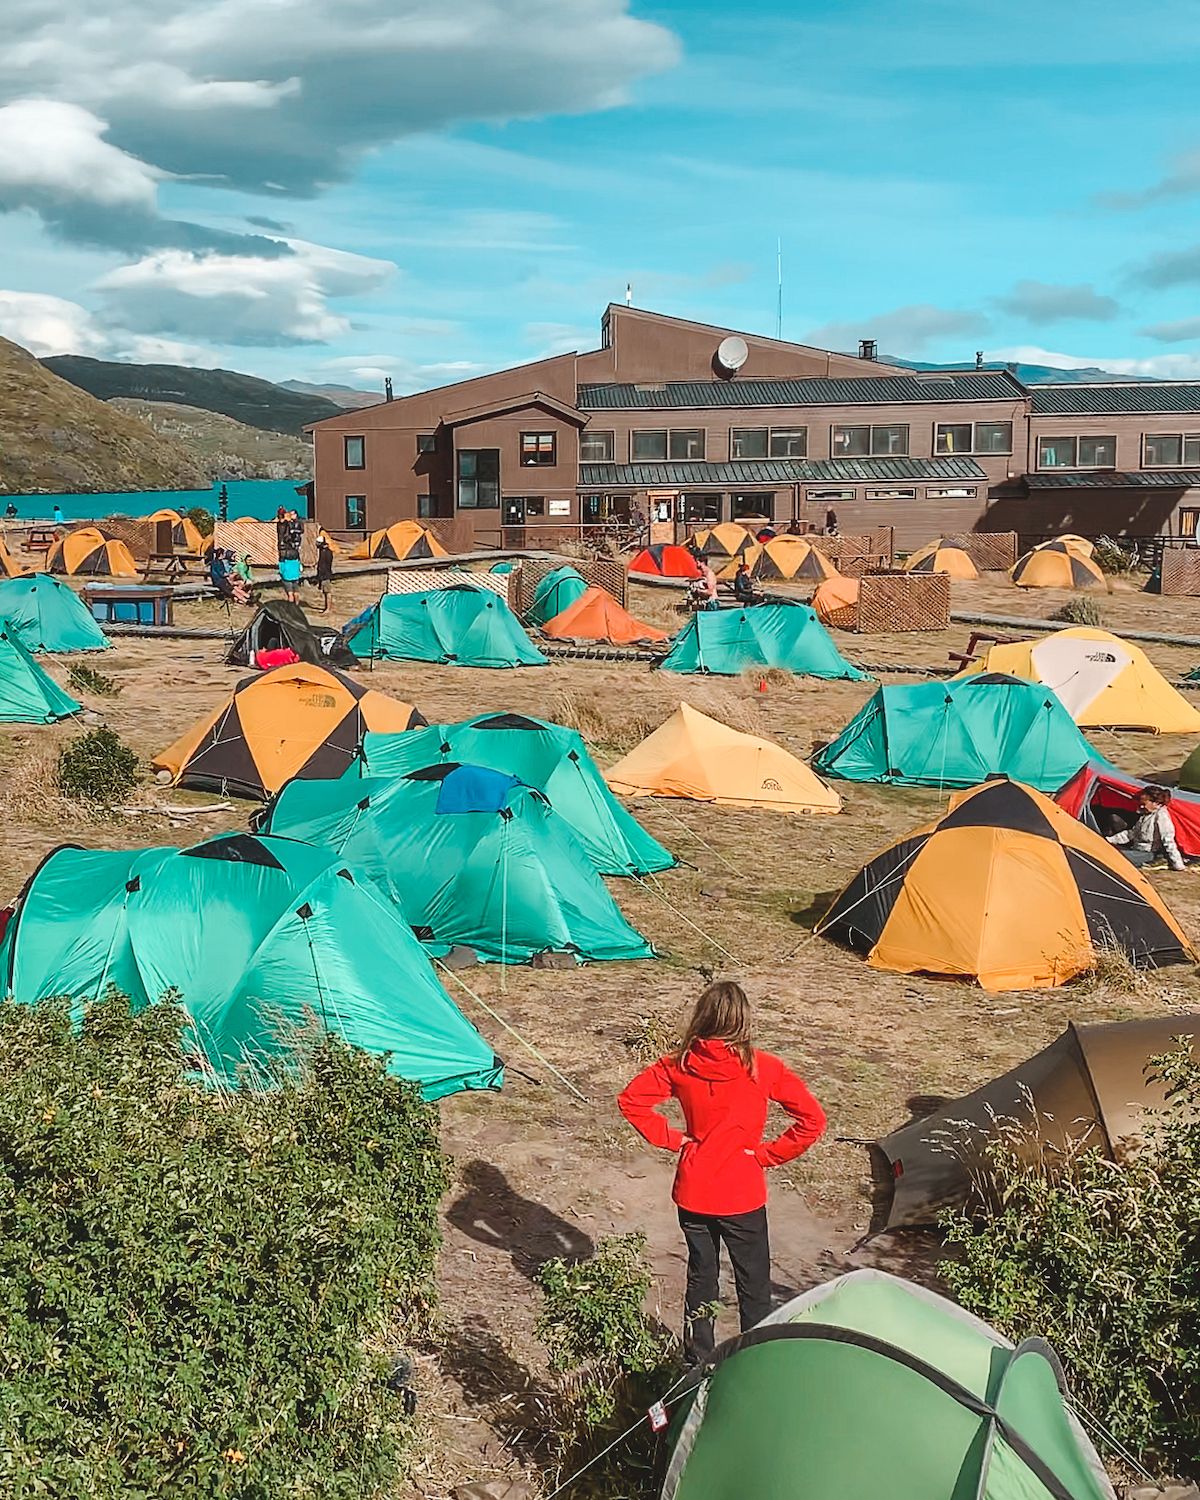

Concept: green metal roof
[[1030, 383, 1200, 415], [578, 371, 1024, 410], [578, 457, 987, 488], [1025, 469, 1200, 489]]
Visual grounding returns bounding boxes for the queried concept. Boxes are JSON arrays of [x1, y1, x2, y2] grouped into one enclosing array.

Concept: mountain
[[110, 400, 312, 479], [42, 356, 344, 435], [0, 338, 207, 494], [280, 379, 380, 409], [896, 357, 1153, 385]]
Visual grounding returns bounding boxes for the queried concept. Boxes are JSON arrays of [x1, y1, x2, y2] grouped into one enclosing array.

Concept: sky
[[2, 0, 1200, 394]]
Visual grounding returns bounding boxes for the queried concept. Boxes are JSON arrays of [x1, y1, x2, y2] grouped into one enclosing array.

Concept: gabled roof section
[[578, 370, 1026, 410], [440, 389, 588, 427], [1030, 382, 1200, 416], [579, 457, 987, 487], [1025, 469, 1200, 489]]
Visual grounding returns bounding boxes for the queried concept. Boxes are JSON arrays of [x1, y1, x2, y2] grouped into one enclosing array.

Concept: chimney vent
[[859, 338, 877, 361], [975, 350, 984, 370], [384, 377, 394, 402]]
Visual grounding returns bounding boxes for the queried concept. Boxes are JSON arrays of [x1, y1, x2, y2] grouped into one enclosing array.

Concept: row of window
[[1037, 433, 1200, 469]]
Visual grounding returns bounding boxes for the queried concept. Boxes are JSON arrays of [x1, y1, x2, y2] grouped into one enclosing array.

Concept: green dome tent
[[659, 604, 866, 679], [0, 624, 80, 723], [813, 673, 1103, 791], [0, 574, 109, 652], [355, 713, 675, 876], [664, 1269, 1114, 1500], [1180, 741, 1200, 792], [525, 565, 587, 626], [346, 586, 547, 668], [260, 765, 654, 965], [0, 832, 502, 1100]]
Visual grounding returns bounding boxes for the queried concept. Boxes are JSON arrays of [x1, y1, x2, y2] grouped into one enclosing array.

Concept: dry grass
[[552, 674, 764, 754]]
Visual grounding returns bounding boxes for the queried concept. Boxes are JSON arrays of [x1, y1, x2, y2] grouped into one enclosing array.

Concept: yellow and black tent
[[153, 661, 425, 799], [1011, 540, 1105, 589], [816, 777, 1192, 990], [904, 540, 978, 579], [146, 508, 205, 553], [47, 528, 138, 578], [349, 521, 449, 561], [752, 536, 839, 582], [0, 533, 31, 578], [691, 522, 757, 564]]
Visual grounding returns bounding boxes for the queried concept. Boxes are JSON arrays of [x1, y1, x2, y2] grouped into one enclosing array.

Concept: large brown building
[[309, 304, 1200, 550]]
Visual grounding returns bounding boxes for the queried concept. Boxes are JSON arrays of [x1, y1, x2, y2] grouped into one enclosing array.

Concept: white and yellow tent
[[962, 627, 1200, 733], [605, 703, 841, 813]]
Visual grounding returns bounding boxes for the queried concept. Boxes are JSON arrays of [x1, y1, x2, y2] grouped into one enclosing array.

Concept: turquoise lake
[[2, 478, 306, 523]]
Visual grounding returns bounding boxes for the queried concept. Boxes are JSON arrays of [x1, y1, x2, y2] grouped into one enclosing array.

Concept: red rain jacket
[[617, 1039, 826, 1215]]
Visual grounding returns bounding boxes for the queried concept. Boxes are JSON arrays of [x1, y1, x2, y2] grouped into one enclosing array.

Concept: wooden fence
[[823, 571, 951, 633], [942, 531, 1019, 571], [513, 556, 627, 614]]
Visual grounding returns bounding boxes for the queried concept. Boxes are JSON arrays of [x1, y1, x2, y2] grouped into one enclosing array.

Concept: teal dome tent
[[660, 604, 866, 679], [260, 766, 654, 965], [525, 566, 587, 626], [0, 833, 502, 1099], [355, 713, 675, 876], [0, 574, 109, 652], [346, 586, 546, 668], [0, 623, 80, 722], [664, 1270, 1114, 1500], [813, 673, 1103, 791]]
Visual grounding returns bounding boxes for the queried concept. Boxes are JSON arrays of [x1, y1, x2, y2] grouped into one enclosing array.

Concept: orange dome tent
[[541, 586, 668, 645], [349, 521, 448, 561], [691, 523, 757, 563], [1055, 534, 1095, 556], [904, 541, 978, 579], [752, 536, 838, 582], [812, 574, 859, 627], [0, 533, 32, 579], [47, 528, 138, 578], [146, 508, 205, 553], [628, 543, 703, 580], [1011, 541, 1105, 590]]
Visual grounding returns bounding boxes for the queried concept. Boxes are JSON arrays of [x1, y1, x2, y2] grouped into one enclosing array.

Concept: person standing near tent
[[617, 981, 826, 1362], [314, 530, 334, 613], [1106, 785, 1185, 870], [276, 508, 304, 605]]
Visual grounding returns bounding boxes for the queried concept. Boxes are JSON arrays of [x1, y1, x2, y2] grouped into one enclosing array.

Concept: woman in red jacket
[[617, 981, 826, 1362]]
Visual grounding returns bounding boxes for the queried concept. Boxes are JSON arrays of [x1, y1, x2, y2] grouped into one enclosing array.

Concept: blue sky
[[2, 0, 1200, 391]]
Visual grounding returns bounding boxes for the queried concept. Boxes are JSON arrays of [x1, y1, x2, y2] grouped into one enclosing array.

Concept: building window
[[632, 429, 667, 461], [926, 486, 978, 499], [871, 424, 909, 456], [769, 427, 808, 458], [1078, 435, 1117, 468], [668, 429, 706, 460], [580, 429, 614, 462], [865, 487, 917, 500], [520, 432, 556, 466], [682, 494, 721, 523], [731, 427, 769, 459], [832, 425, 870, 456], [1038, 436, 1077, 469], [344, 435, 365, 469], [731, 492, 774, 519], [416, 432, 437, 454], [935, 422, 1013, 455], [457, 448, 500, 508], [1143, 432, 1200, 467], [345, 495, 366, 528], [417, 494, 453, 519], [522, 497, 546, 517], [807, 488, 856, 503]]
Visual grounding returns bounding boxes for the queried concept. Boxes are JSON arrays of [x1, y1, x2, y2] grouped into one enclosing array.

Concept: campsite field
[[4, 565, 1200, 1494]]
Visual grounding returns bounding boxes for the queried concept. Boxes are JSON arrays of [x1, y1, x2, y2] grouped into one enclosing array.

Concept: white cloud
[[1140, 318, 1200, 344], [991, 344, 1200, 379], [805, 304, 989, 355], [0, 289, 109, 356], [0, 99, 159, 213], [994, 280, 1120, 325], [94, 241, 395, 345]]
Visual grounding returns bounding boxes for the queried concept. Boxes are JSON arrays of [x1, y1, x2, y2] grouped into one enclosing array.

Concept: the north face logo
[[761, 778, 782, 790], [1084, 651, 1118, 663]]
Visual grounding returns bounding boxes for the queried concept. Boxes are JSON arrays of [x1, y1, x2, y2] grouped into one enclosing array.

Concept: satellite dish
[[715, 335, 748, 376]]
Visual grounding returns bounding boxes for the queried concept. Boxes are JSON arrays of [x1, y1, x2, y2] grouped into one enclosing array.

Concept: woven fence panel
[[818, 528, 895, 577], [385, 568, 508, 599], [514, 556, 626, 615], [1160, 547, 1200, 596], [820, 602, 860, 631], [850, 572, 950, 633], [214, 520, 320, 567], [88, 517, 157, 561], [943, 531, 1018, 571]]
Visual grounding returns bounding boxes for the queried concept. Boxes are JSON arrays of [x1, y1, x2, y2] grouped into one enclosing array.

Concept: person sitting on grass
[[733, 559, 759, 606], [207, 546, 235, 601], [1106, 785, 1185, 871]]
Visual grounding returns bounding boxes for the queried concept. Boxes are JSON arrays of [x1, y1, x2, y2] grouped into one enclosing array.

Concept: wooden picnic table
[[23, 526, 58, 554], [142, 551, 199, 582]]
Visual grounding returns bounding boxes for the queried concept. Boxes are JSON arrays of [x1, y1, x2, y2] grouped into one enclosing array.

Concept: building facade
[[310, 305, 1200, 550]]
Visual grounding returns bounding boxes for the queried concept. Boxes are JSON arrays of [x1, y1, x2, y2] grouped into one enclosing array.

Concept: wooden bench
[[947, 630, 1020, 671], [142, 552, 198, 582], [23, 526, 58, 555]]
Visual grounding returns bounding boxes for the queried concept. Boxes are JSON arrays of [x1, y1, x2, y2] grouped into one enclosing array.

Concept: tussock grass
[[553, 677, 763, 755]]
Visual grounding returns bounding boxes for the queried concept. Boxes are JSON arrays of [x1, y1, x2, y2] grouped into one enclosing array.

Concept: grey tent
[[875, 1015, 1200, 1230], [226, 600, 356, 670]]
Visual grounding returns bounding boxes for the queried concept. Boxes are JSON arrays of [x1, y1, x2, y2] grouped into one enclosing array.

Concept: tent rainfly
[[690, 523, 757, 563], [346, 586, 547, 668], [357, 712, 675, 876], [0, 624, 80, 723], [1011, 541, 1106, 590], [146, 508, 205, 553], [348, 521, 449, 561], [875, 1016, 1200, 1230], [0, 832, 502, 1098], [904, 541, 978, 579], [751, 537, 839, 582], [525, 565, 589, 626], [47, 528, 138, 578], [605, 703, 841, 814], [259, 766, 654, 964], [811, 574, 859, 626], [1058, 761, 1200, 856], [225, 600, 357, 669], [662, 1269, 1115, 1500], [0, 534, 31, 579], [628, 544, 704, 581], [0, 574, 109, 652], [659, 603, 867, 679], [540, 587, 667, 645]]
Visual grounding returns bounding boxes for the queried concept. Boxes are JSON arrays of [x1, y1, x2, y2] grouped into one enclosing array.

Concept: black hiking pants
[[678, 1206, 771, 1363]]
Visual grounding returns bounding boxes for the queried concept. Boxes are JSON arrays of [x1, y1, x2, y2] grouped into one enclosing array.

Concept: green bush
[[1048, 595, 1104, 626], [0, 994, 449, 1497], [186, 506, 215, 538], [66, 663, 121, 699], [1093, 534, 1137, 575], [941, 1044, 1200, 1479], [56, 726, 138, 805]]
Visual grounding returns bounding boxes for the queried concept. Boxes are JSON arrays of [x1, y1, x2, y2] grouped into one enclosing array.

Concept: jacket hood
[[681, 1037, 749, 1082]]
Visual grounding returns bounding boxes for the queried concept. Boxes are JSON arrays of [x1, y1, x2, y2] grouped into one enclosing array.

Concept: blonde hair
[[677, 981, 754, 1072]]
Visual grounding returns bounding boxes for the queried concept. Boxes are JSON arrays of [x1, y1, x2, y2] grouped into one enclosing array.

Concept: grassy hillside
[[111, 399, 311, 480], [43, 356, 343, 436], [0, 339, 207, 495], [281, 379, 380, 409]]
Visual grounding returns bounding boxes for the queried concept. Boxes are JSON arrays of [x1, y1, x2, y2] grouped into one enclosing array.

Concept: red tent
[[628, 543, 703, 580], [1057, 761, 1200, 859]]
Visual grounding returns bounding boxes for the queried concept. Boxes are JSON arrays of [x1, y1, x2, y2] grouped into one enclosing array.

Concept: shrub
[[0, 994, 449, 1496], [1093, 535, 1137, 575], [67, 662, 121, 698], [56, 725, 138, 805], [185, 505, 215, 538], [940, 1043, 1200, 1479], [1048, 595, 1104, 626]]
